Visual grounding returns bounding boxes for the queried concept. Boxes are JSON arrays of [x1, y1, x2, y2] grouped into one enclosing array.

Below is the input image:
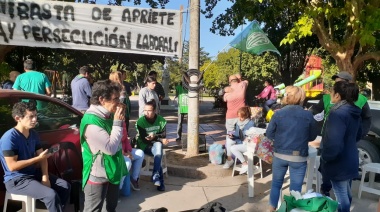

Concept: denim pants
[[144, 142, 164, 182], [120, 148, 145, 188], [263, 99, 276, 113], [331, 179, 352, 212], [269, 156, 307, 208]]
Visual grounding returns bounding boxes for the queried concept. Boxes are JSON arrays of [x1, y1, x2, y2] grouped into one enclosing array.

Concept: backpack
[[208, 143, 224, 165]]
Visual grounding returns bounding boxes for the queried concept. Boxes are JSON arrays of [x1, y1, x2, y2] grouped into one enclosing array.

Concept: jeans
[[331, 179, 352, 212], [225, 137, 243, 157], [120, 148, 145, 188], [176, 110, 186, 140], [269, 156, 307, 208], [5, 172, 71, 212], [263, 99, 276, 113], [144, 142, 164, 182]]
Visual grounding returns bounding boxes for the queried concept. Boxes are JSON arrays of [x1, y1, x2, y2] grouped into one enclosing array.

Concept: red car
[[0, 90, 83, 211]]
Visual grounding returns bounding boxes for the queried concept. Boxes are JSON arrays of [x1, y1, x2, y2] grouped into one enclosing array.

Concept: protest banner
[[0, 0, 182, 57]]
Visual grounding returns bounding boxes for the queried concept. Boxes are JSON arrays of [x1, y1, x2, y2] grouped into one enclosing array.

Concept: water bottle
[[121, 174, 131, 197]]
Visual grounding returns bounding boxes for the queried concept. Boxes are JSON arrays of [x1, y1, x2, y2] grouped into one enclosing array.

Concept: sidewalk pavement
[[117, 172, 379, 211], [109, 96, 378, 211]]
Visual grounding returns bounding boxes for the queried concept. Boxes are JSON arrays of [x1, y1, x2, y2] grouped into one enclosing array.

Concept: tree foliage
[[202, 0, 321, 85], [203, 0, 380, 80], [202, 48, 280, 100]]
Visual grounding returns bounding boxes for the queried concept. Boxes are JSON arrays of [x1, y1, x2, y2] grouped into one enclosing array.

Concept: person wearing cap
[[71, 66, 92, 113], [148, 71, 165, 101], [309, 71, 372, 196]]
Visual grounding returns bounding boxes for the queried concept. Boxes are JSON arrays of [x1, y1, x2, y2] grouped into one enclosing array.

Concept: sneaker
[[157, 183, 165, 191], [153, 173, 161, 187], [223, 160, 234, 169], [239, 164, 248, 175], [130, 178, 140, 191]]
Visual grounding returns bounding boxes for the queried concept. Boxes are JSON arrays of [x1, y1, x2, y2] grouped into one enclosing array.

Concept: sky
[[98, 0, 241, 59]]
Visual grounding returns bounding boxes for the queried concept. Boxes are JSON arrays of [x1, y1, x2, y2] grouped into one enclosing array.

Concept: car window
[[0, 98, 15, 136], [34, 99, 81, 131]]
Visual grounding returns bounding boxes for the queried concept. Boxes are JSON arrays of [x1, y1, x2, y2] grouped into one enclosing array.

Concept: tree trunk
[[335, 56, 356, 80]]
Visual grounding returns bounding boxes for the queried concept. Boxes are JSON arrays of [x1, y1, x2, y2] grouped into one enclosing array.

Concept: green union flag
[[230, 21, 281, 56]]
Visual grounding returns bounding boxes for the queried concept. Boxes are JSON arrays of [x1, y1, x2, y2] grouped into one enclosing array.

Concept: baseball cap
[[331, 71, 353, 81]]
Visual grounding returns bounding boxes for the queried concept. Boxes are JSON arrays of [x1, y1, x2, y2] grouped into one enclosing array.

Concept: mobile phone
[[48, 146, 60, 154]]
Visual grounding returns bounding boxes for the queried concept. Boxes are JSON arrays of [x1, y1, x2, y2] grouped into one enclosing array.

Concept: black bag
[[143, 207, 168, 212], [193, 202, 226, 212]]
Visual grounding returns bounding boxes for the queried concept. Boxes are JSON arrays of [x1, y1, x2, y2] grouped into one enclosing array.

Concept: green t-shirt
[[136, 115, 167, 151], [13, 71, 51, 95], [176, 85, 188, 114], [323, 93, 367, 116]]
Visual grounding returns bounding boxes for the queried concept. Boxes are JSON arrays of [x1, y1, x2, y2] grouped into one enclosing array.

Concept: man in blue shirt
[[0, 102, 70, 211], [71, 66, 92, 112], [1, 71, 20, 89]]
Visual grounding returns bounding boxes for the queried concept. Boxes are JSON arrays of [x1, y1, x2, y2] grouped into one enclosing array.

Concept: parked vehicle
[[358, 101, 380, 173], [0, 90, 83, 210]]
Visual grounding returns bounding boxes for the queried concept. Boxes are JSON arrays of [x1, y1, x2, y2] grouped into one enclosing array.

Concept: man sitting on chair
[[136, 100, 169, 192], [0, 102, 71, 211]]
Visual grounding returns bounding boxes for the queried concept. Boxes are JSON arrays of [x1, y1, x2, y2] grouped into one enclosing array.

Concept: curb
[[167, 163, 234, 179]]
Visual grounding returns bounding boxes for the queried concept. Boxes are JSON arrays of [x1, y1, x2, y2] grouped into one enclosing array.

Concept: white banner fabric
[[0, 0, 181, 57]]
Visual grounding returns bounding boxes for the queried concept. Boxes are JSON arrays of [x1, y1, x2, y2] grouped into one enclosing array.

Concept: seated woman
[[256, 79, 277, 114], [136, 100, 169, 191], [222, 106, 255, 174], [120, 122, 144, 191]]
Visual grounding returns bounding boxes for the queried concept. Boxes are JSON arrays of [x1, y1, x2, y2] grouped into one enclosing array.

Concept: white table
[[246, 145, 318, 197]]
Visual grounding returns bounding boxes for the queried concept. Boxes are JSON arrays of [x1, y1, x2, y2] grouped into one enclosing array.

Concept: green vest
[[80, 114, 127, 188], [323, 93, 367, 115], [321, 93, 367, 134], [176, 85, 189, 114], [136, 115, 167, 150]]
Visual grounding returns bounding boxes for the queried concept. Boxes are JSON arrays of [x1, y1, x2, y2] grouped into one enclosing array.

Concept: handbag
[[253, 134, 274, 164]]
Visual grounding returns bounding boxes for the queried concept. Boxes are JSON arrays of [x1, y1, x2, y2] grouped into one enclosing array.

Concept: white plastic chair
[[140, 149, 168, 177], [3, 191, 48, 212]]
